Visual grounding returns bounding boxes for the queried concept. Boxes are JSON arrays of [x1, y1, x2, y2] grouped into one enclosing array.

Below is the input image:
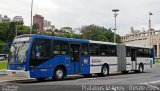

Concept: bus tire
[[100, 65, 109, 77], [139, 64, 144, 73], [36, 78, 45, 81], [54, 66, 65, 80]]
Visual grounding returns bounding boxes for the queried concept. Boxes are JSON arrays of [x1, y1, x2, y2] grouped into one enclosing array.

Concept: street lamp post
[[30, 0, 33, 34], [112, 9, 119, 43], [15, 24, 17, 36]]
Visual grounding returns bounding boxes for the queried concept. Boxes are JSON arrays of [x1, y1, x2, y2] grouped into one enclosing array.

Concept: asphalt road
[[1, 65, 160, 91]]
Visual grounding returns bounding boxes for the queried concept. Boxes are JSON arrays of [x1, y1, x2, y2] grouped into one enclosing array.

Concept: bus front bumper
[[7, 70, 30, 79]]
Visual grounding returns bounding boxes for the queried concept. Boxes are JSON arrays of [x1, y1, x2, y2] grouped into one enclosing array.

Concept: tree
[[80, 25, 121, 43], [6, 22, 16, 42], [0, 22, 10, 41], [33, 23, 39, 31]]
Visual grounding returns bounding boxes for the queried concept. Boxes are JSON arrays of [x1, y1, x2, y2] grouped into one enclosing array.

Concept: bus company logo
[[84, 58, 89, 64], [92, 59, 101, 63]]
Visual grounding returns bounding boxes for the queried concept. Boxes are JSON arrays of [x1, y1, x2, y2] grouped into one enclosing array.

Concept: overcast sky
[[0, 0, 160, 35]]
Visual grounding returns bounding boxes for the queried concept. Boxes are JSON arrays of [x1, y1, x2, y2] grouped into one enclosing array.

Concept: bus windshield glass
[[9, 37, 30, 64]]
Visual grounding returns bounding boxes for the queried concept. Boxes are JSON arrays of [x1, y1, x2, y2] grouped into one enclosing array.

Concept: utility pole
[[30, 0, 33, 34], [149, 12, 153, 47], [15, 25, 17, 36], [112, 9, 119, 43]]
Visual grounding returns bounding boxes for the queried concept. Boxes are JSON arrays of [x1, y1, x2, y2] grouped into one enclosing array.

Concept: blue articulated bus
[[7, 34, 154, 81]]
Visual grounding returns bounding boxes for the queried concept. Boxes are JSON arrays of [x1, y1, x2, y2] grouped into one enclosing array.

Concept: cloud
[[0, 0, 160, 35]]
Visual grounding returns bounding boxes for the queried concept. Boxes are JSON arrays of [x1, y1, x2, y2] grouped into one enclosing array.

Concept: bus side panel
[[152, 48, 155, 64], [126, 57, 132, 71], [81, 56, 90, 74], [136, 57, 153, 70], [30, 56, 72, 78], [70, 62, 80, 74], [8, 64, 26, 70], [90, 57, 118, 74]]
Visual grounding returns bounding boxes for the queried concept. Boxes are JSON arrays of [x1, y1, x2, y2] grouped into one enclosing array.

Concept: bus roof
[[15, 35, 151, 48], [32, 34, 89, 43], [15, 34, 33, 39], [125, 44, 152, 49], [89, 40, 117, 45]]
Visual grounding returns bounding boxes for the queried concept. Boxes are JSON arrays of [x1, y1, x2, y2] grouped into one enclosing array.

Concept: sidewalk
[[0, 75, 31, 83], [153, 64, 160, 68], [0, 69, 7, 75]]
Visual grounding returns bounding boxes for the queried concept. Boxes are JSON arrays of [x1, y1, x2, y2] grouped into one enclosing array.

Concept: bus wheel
[[100, 65, 109, 77], [139, 64, 144, 73], [36, 78, 45, 81], [54, 66, 65, 80]]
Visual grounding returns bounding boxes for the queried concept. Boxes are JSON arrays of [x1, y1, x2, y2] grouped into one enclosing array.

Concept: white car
[[0, 56, 5, 61], [0, 54, 7, 61]]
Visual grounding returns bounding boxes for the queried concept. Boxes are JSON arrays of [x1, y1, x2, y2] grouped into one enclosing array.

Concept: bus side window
[[137, 48, 143, 57], [144, 48, 148, 57], [61, 42, 69, 55], [31, 39, 51, 59], [99, 44, 107, 56], [149, 49, 152, 58], [53, 41, 61, 55], [126, 47, 131, 57], [53, 41, 69, 55], [89, 44, 99, 56], [81, 43, 88, 56], [108, 45, 117, 56]]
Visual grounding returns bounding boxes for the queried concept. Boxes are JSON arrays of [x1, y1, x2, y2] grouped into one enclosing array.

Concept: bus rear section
[[117, 44, 153, 73]]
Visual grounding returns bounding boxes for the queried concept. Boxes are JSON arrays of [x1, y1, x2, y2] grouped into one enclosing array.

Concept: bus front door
[[70, 44, 81, 74], [131, 49, 137, 70]]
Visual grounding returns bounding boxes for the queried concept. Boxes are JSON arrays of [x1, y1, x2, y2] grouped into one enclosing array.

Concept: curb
[[0, 69, 7, 75]]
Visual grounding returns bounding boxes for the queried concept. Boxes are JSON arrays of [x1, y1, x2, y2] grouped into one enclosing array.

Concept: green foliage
[[0, 41, 5, 53], [53, 25, 121, 43], [0, 61, 7, 70], [0, 22, 38, 54], [17, 25, 30, 35], [0, 22, 10, 42], [80, 24, 121, 43], [0, 22, 121, 54]]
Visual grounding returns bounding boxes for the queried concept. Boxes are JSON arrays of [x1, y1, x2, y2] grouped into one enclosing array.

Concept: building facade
[[0, 14, 10, 23], [33, 14, 44, 31], [121, 27, 160, 57], [12, 16, 23, 23], [0, 14, 2, 23], [2, 15, 10, 22]]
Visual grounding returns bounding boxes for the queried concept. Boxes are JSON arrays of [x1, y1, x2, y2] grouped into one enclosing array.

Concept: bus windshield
[[9, 37, 30, 64]]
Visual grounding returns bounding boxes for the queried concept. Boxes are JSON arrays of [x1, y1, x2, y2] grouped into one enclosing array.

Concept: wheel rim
[[56, 69, 63, 78], [139, 66, 143, 72], [103, 67, 108, 75]]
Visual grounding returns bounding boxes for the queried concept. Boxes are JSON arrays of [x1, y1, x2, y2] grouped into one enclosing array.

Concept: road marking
[[78, 78, 97, 80], [141, 80, 160, 90]]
